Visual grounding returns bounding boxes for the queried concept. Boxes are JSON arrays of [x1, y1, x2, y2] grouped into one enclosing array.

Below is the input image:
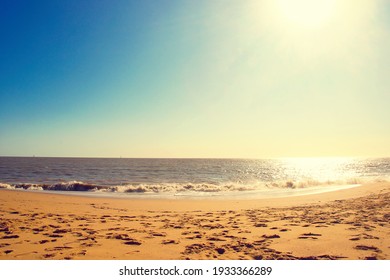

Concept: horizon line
[[0, 155, 389, 160]]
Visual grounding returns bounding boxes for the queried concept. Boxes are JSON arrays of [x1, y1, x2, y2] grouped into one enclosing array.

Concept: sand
[[0, 182, 389, 260]]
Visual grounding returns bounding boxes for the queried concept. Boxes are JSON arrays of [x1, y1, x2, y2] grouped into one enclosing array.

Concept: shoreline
[[0, 182, 389, 259], [0, 181, 385, 209]]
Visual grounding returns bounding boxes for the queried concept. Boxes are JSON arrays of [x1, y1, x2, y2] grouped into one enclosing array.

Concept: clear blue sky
[[1, 0, 389, 158]]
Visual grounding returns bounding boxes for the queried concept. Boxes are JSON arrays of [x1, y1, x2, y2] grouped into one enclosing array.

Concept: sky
[[0, 0, 389, 158]]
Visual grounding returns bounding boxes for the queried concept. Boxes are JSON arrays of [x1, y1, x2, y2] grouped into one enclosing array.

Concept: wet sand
[[0, 182, 389, 260]]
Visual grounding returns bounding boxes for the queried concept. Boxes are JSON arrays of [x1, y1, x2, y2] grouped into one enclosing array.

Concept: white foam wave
[[0, 177, 386, 195], [0, 183, 14, 189]]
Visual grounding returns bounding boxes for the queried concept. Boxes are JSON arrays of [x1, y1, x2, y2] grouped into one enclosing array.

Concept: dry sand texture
[[0, 182, 389, 260]]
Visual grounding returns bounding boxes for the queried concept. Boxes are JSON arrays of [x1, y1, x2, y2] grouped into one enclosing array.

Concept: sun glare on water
[[281, 157, 356, 182]]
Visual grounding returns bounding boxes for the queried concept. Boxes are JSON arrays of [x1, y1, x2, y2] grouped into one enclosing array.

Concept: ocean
[[0, 157, 389, 199]]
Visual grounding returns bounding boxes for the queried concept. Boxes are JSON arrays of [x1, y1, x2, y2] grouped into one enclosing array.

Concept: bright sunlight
[[274, 0, 338, 28]]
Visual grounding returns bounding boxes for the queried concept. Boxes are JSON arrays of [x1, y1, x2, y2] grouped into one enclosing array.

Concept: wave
[[0, 181, 102, 192], [0, 178, 386, 194]]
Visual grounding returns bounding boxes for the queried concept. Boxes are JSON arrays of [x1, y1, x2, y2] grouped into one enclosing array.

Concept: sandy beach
[[0, 182, 389, 260]]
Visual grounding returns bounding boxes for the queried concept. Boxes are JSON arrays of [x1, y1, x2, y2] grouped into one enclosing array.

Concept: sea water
[[0, 157, 389, 198]]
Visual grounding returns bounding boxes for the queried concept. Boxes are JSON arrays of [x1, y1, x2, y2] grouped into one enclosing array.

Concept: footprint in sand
[[186, 234, 202, 240], [53, 229, 70, 234], [108, 233, 131, 240], [298, 233, 322, 240], [162, 240, 178, 245], [364, 256, 378, 260], [349, 234, 379, 241], [48, 234, 63, 238], [152, 232, 166, 237], [2, 235, 19, 239], [0, 227, 11, 233], [123, 240, 142, 246], [43, 253, 56, 258], [48, 224, 61, 229], [262, 234, 280, 239], [208, 236, 227, 242], [77, 250, 87, 256], [216, 248, 225, 254], [354, 245, 382, 253], [254, 223, 267, 228]]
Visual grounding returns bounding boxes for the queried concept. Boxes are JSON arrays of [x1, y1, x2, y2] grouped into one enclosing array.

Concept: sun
[[275, 0, 338, 28]]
